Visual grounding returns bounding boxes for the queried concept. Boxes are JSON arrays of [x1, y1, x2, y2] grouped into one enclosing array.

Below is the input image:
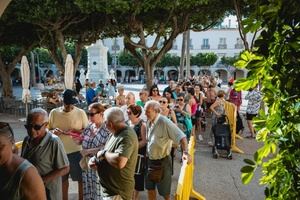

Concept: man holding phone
[[49, 89, 88, 200]]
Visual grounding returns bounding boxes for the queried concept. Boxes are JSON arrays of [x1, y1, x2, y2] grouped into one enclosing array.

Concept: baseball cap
[[62, 89, 78, 105]]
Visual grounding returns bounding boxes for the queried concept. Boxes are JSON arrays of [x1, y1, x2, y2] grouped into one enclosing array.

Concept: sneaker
[[198, 135, 203, 141], [208, 141, 213, 146]]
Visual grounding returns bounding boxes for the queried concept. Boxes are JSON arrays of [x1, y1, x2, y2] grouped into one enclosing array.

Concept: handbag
[[184, 116, 193, 132], [147, 159, 163, 183], [79, 155, 89, 170]]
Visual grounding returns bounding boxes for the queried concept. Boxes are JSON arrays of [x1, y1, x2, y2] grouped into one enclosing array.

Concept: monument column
[[86, 40, 109, 83]]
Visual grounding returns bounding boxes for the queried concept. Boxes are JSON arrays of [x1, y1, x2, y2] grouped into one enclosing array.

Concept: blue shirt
[[86, 88, 96, 105]]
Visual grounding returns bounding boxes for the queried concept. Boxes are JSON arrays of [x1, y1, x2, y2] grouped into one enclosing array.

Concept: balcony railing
[[201, 45, 210, 49], [235, 44, 244, 49], [218, 44, 227, 49], [112, 45, 120, 51]]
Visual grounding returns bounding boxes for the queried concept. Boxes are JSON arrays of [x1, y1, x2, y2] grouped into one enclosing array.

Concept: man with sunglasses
[[21, 108, 69, 200], [48, 89, 88, 200]]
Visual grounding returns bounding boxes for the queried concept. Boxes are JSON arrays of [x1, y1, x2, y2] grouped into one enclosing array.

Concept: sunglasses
[[159, 100, 167, 104], [177, 98, 184, 101], [24, 122, 47, 131], [152, 89, 158, 92], [87, 112, 100, 117]]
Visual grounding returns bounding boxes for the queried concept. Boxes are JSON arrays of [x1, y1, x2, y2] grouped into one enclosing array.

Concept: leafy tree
[[220, 56, 238, 66], [0, 6, 40, 97], [118, 51, 139, 67], [156, 53, 180, 68], [35, 48, 53, 64], [35, 43, 88, 68], [13, 0, 106, 75], [76, 0, 232, 88], [236, 1, 300, 199], [191, 53, 218, 66]]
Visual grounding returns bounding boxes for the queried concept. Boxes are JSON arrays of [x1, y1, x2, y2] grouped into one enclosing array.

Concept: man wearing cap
[[49, 89, 89, 200]]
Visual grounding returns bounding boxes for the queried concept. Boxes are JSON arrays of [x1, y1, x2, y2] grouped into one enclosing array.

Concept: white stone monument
[[79, 68, 86, 86], [86, 40, 109, 83]]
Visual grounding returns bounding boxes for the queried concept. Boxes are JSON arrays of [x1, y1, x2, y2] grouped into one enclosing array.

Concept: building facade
[[101, 16, 254, 83]]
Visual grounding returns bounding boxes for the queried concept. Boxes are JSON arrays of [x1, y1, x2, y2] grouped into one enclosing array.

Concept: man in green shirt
[[89, 107, 138, 200], [136, 89, 149, 108]]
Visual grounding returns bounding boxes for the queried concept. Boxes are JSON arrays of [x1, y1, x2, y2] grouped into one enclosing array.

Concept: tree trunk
[[186, 30, 191, 79], [233, 0, 250, 50], [0, 70, 13, 98], [144, 60, 153, 89], [30, 52, 36, 87], [179, 31, 187, 80]]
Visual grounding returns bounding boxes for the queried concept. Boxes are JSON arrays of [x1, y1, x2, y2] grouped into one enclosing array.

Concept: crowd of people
[[0, 74, 262, 200]]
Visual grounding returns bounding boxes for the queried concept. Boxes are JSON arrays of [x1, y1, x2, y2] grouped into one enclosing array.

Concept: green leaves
[[241, 171, 255, 185], [241, 159, 256, 185], [238, 1, 300, 197], [190, 53, 218, 66], [235, 51, 263, 68]]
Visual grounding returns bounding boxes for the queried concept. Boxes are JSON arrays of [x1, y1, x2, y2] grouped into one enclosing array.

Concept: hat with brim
[[63, 89, 78, 105]]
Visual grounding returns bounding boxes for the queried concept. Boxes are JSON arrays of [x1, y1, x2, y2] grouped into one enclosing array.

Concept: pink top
[[191, 96, 198, 115]]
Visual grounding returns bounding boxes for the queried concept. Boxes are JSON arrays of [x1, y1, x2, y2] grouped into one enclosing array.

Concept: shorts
[[134, 174, 145, 191], [62, 151, 82, 182], [145, 156, 172, 197], [246, 113, 257, 120]]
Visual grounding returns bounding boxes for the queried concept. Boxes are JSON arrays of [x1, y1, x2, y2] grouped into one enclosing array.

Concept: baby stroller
[[212, 115, 232, 159]]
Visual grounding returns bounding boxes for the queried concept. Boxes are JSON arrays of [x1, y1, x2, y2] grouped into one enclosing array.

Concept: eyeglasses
[[177, 98, 184, 101], [87, 112, 100, 117], [159, 100, 167, 104], [24, 122, 47, 131]]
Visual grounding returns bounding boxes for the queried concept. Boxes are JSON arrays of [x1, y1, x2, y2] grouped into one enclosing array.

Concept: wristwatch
[[97, 149, 107, 161]]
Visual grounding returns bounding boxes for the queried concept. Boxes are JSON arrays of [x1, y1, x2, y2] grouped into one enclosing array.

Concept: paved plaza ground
[[0, 84, 265, 200]]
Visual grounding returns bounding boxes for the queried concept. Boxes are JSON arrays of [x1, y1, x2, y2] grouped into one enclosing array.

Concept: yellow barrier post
[[15, 141, 23, 150], [224, 101, 244, 154], [175, 136, 206, 200]]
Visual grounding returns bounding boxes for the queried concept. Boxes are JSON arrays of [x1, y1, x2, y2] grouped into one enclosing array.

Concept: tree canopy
[[76, 0, 232, 88], [236, 0, 300, 198], [118, 51, 139, 67], [191, 53, 218, 67]]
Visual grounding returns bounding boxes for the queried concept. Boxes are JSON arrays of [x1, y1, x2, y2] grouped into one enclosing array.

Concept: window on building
[[112, 39, 120, 51], [172, 39, 178, 50], [218, 37, 227, 49], [235, 38, 244, 49], [189, 39, 193, 50], [201, 38, 210, 49], [158, 39, 164, 48]]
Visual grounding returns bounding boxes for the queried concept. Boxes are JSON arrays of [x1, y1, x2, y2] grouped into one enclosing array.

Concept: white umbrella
[[20, 56, 31, 116], [64, 54, 74, 89]]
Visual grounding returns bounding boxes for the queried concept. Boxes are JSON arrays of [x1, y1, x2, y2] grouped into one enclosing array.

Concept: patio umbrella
[[20, 56, 31, 116], [64, 54, 74, 89]]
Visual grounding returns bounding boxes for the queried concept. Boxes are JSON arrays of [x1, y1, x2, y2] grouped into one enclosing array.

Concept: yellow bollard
[[224, 101, 244, 154], [175, 136, 206, 200]]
